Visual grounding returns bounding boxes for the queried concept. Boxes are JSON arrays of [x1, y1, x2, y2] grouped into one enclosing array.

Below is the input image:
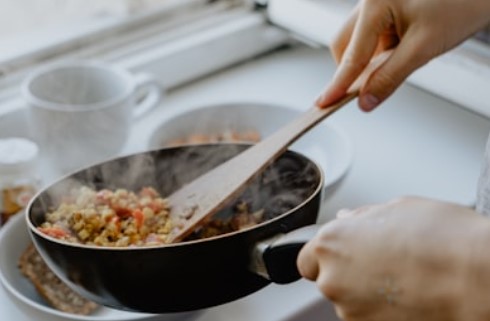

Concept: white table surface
[[1, 44, 489, 321]]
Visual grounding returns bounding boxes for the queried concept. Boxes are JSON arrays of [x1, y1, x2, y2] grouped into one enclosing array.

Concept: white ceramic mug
[[22, 60, 161, 175]]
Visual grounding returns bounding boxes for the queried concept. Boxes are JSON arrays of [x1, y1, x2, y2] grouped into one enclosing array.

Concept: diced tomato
[[132, 209, 144, 229], [38, 227, 69, 239], [114, 207, 132, 218]]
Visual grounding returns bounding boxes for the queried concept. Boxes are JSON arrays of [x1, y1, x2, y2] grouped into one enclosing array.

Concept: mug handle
[[133, 73, 162, 119]]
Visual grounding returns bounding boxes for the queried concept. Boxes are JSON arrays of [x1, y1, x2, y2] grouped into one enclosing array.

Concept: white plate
[[0, 214, 201, 321], [147, 102, 353, 193]]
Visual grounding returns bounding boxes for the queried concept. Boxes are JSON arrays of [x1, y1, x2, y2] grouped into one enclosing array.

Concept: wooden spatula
[[166, 51, 391, 243]]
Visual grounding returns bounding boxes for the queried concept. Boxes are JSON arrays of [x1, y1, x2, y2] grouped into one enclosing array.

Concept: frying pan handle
[[250, 224, 320, 284]]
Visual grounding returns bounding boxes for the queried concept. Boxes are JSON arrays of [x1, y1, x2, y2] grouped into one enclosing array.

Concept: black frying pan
[[26, 144, 323, 313]]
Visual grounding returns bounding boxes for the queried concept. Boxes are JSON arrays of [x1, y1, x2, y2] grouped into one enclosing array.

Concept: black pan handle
[[250, 225, 320, 284]]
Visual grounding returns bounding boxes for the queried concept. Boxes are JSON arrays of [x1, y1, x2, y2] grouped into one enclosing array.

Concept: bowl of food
[[147, 102, 353, 192], [26, 144, 324, 313]]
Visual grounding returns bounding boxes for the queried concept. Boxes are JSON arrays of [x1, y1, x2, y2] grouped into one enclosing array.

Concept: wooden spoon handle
[[166, 51, 392, 243], [165, 95, 354, 243]]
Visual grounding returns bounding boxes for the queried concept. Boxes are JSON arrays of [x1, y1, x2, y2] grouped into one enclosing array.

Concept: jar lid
[[0, 137, 39, 175]]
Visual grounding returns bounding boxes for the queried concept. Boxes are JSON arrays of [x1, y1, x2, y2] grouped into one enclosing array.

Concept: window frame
[[0, 0, 290, 115]]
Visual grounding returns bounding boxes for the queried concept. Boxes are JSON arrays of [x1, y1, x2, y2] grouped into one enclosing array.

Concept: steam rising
[[31, 144, 321, 231], [26, 67, 321, 230]]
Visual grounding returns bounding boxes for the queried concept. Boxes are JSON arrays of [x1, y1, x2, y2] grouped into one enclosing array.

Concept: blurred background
[[0, 0, 167, 37]]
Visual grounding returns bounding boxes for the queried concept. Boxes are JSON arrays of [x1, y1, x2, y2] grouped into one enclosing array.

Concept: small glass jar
[[0, 137, 40, 227]]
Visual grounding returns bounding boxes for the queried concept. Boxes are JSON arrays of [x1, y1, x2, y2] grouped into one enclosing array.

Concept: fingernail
[[316, 87, 344, 108], [315, 93, 326, 107], [360, 93, 380, 111]]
